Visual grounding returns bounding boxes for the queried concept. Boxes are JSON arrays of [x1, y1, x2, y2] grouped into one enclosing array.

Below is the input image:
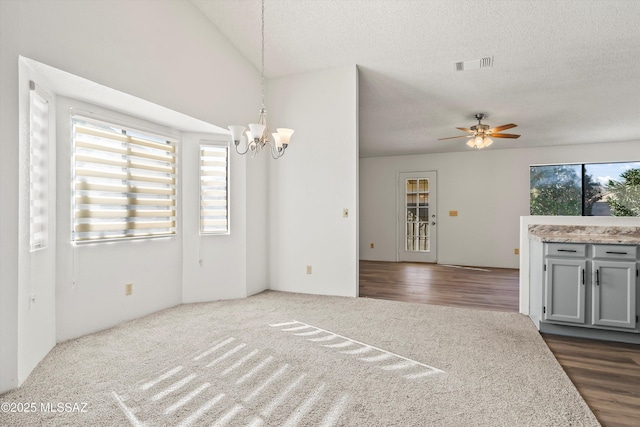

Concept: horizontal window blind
[[200, 144, 229, 234], [72, 114, 177, 242], [29, 84, 49, 251]]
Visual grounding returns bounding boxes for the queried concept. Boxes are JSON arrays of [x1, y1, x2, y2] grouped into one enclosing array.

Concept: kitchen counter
[[528, 224, 640, 245]]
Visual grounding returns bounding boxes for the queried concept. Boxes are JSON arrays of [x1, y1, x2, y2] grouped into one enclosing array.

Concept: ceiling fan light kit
[[440, 113, 520, 150], [467, 135, 493, 149]]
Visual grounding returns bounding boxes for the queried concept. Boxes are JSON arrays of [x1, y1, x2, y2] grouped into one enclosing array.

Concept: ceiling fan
[[439, 113, 520, 149]]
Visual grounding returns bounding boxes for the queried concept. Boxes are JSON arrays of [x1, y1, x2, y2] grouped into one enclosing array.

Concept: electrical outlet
[[370, 243, 375, 249], [125, 283, 133, 295], [306, 265, 312, 274], [514, 248, 519, 255]]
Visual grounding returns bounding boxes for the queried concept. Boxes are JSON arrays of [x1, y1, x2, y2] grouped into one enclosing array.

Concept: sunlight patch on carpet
[[271, 320, 446, 378], [112, 336, 352, 427], [113, 320, 445, 426]]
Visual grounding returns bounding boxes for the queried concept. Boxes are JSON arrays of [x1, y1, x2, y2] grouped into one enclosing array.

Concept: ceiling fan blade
[[490, 133, 520, 139], [489, 123, 517, 132], [438, 135, 471, 140], [456, 127, 474, 133]]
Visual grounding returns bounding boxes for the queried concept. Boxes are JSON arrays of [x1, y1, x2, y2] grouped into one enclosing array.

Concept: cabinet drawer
[[593, 245, 637, 260], [545, 243, 586, 257]]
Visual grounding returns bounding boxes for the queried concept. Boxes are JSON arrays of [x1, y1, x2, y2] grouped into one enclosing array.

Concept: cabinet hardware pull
[[596, 269, 599, 286], [605, 251, 627, 255], [582, 269, 585, 285], [557, 249, 577, 253]]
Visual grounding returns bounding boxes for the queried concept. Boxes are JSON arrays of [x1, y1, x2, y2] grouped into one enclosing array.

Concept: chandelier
[[228, 0, 293, 159]]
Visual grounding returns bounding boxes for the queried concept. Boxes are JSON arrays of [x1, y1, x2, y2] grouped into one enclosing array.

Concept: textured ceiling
[[190, 0, 640, 157]]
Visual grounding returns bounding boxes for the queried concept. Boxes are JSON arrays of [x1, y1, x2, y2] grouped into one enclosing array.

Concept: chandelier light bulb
[[229, 125, 246, 144], [248, 123, 266, 142], [276, 128, 294, 145], [272, 132, 283, 149]]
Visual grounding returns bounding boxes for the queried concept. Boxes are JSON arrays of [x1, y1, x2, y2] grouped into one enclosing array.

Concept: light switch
[[343, 208, 349, 218]]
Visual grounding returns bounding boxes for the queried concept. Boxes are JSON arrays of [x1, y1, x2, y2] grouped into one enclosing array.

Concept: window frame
[[530, 161, 640, 217], [28, 81, 51, 251], [71, 110, 179, 244], [199, 141, 230, 236]]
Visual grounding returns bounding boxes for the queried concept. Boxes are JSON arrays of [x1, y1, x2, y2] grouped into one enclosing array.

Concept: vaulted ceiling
[[191, 0, 640, 157]]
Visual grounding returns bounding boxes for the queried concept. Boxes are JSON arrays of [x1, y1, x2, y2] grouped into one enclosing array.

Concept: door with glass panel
[[398, 172, 437, 263]]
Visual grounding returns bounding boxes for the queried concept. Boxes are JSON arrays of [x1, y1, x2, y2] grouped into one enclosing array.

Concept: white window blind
[[72, 114, 177, 242], [200, 143, 229, 234], [29, 83, 49, 251]]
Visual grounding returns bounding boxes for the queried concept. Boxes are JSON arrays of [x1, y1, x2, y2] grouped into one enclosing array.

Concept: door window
[[405, 178, 430, 252]]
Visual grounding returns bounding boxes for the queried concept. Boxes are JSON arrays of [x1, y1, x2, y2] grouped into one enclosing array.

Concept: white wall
[[0, 0, 21, 396], [54, 97, 185, 341], [16, 64, 57, 384], [0, 0, 261, 393], [181, 133, 250, 303], [246, 153, 270, 296], [360, 140, 640, 269], [268, 66, 359, 297]]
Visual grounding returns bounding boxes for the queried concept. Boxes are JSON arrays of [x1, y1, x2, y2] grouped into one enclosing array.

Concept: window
[[530, 165, 582, 216], [404, 178, 430, 251], [200, 143, 229, 234], [29, 82, 50, 250], [530, 162, 640, 216], [72, 114, 177, 242]]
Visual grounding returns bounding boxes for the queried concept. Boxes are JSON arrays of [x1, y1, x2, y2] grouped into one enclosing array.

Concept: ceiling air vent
[[455, 56, 494, 71]]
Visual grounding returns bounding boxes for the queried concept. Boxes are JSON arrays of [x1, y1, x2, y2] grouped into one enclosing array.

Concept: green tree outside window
[[530, 162, 639, 217], [530, 165, 581, 215], [605, 168, 640, 216]]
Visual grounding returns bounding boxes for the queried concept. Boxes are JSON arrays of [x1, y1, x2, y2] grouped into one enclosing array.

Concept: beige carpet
[[0, 291, 599, 426]]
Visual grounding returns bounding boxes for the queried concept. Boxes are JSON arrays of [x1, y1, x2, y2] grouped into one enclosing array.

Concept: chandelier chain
[[261, 0, 265, 109]]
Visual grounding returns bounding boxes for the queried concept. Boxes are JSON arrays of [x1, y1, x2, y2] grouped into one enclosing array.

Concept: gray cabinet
[[592, 259, 636, 329], [542, 243, 639, 335], [544, 258, 586, 324]]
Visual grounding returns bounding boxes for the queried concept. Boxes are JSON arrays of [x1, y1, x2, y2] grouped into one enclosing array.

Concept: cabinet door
[[544, 259, 586, 324], [592, 261, 637, 329]]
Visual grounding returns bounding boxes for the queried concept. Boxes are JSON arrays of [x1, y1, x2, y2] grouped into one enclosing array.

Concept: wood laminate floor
[[359, 260, 640, 427]]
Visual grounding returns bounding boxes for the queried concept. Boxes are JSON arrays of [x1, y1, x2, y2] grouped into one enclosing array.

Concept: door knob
[[431, 221, 436, 226]]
